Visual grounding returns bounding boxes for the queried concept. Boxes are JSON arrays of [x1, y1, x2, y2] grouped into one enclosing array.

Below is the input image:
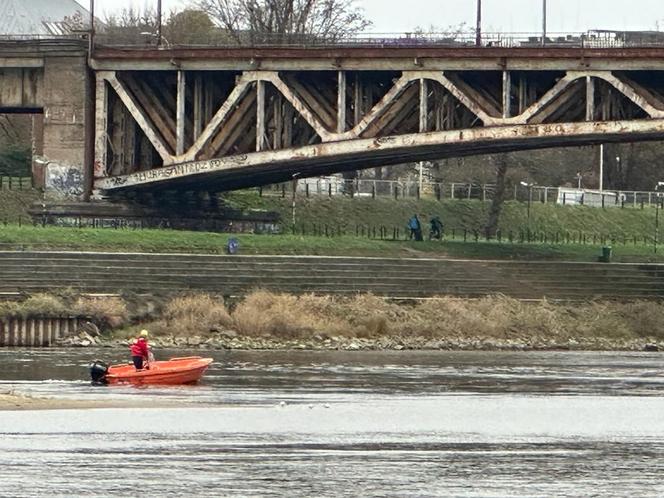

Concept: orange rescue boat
[[94, 356, 213, 385]]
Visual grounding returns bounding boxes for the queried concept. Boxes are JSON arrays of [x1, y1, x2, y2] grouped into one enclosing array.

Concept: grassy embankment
[[3, 291, 663, 351], [2, 189, 664, 261]]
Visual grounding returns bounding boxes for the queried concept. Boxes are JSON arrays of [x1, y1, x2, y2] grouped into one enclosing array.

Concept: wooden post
[[176, 70, 186, 155], [256, 80, 266, 151]]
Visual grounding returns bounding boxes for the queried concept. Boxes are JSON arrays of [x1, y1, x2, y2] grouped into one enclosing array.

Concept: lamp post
[[599, 144, 604, 192], [520, 181, 534, 228], [291, 172, 300, 234], [656, 198, 660, 254], [156, 0, 163, 47], [88, 0, 95, 55], [542, 0, 548, 46], [475, 0, 482, 46]]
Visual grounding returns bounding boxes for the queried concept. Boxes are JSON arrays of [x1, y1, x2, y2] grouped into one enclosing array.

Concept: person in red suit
[[130, 329, 150, 370]]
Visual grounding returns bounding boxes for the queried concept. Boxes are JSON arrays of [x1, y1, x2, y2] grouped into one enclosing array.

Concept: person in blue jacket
[[407, 215, 422, 241]]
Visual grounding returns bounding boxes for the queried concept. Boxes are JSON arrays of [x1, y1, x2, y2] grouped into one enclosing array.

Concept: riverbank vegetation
[[3, 291, 664, 351], [2, 223, 664, 262], [3, 190, 664, 261]]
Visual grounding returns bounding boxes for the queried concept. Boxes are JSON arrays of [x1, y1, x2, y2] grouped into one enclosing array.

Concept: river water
[[1, 349, 664, 497]]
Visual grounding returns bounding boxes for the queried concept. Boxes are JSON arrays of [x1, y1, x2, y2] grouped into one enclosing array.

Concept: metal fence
[[259, 177, 664, 208], [2, 216, 660, 250], [286, 221, 663, 248], [0, 177, 32, 191]]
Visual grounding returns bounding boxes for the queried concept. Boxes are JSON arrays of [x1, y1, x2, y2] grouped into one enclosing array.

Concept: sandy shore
[[0, 391, 187, 411]]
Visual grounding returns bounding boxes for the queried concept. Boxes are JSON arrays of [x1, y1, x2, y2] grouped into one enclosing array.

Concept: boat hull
[[105, 356, 213, 385]]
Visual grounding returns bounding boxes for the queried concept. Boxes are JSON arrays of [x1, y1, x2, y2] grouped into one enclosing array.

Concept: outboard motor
[[89, 360, 109, 386]]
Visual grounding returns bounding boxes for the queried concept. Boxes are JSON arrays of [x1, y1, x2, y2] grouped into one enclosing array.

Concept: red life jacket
[[130, 337, 149, 358]]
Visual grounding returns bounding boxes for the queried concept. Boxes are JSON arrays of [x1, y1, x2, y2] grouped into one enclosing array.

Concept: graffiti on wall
[[44, 162, 84, 198]]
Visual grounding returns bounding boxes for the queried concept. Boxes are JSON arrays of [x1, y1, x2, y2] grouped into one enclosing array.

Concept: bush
[[72, 296, 129, 328], [158, 294, 232, 336], [0, 294, 69, 318]]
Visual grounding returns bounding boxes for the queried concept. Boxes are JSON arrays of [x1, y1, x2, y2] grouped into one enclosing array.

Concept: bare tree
[[102, 7, 218, 45], [485, 154, 509, 239], [194, 0, 372, 44], [102, 7, 160, 43]]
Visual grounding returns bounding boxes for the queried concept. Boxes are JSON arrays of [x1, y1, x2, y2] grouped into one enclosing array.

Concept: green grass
[[0, 189, 40, 223], [224, 191, 662, 239], [2, 224, 664, 262], [2, 189, 664, 261]]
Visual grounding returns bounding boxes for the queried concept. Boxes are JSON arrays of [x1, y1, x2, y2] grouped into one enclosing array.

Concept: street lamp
[[476, 0, 482, 46], [291, 172, 301, 233], [520, 181, 534, 226]]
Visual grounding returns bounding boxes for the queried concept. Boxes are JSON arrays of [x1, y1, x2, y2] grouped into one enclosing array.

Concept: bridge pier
[[41, 55, 90, 200], [0, 41, 89, 201]]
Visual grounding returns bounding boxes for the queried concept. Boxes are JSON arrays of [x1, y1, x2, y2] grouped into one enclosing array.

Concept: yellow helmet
[[139, 329, 149, 338]]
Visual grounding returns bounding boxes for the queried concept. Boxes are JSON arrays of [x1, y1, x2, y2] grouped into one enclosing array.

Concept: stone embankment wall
[[1, 251, 664, 300]]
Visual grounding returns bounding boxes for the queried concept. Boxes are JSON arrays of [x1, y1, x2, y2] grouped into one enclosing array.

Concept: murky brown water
[[1, 349, 664, 497]]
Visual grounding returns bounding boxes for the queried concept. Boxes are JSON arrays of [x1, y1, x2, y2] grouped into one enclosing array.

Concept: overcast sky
[[85, 0, 664, 33]]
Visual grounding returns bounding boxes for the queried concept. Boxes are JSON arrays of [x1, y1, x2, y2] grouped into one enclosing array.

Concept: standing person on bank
[[130, 329, 150, 370], [408, 214, 422, 241]]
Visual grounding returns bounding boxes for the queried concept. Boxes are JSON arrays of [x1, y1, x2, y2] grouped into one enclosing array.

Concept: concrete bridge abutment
[[0, 41, 89, 201]]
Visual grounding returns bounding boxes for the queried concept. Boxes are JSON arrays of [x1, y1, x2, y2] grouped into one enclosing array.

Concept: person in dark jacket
[[429, 216, 444, 240], [130, 329, 150, 370]]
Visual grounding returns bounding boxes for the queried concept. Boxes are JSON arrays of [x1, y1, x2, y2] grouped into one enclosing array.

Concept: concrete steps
[[1, 251, 663, 300]]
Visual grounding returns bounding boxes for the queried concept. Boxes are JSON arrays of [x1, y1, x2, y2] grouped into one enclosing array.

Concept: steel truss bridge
[[86, 45, 664, 196]]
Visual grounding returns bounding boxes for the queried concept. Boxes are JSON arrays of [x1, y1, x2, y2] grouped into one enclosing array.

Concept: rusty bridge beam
[[95, 118, 664, 193]]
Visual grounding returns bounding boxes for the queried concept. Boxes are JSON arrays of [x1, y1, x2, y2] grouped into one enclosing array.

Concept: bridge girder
[[95, 118, 664, 193], [92, 63, 664, 195]]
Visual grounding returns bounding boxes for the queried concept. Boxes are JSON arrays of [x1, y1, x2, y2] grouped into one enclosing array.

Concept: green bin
[[599, 246, 612, 263]]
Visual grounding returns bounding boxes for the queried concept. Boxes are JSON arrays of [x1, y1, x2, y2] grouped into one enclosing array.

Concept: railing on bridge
[[89, 30, 664, 50]]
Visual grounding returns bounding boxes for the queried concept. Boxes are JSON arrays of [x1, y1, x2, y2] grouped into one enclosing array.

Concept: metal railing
[[0, 177, 32, 191], [287, 222, 662, 249], [258, 177, 664, 207], [5, 28, 664, 49]]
